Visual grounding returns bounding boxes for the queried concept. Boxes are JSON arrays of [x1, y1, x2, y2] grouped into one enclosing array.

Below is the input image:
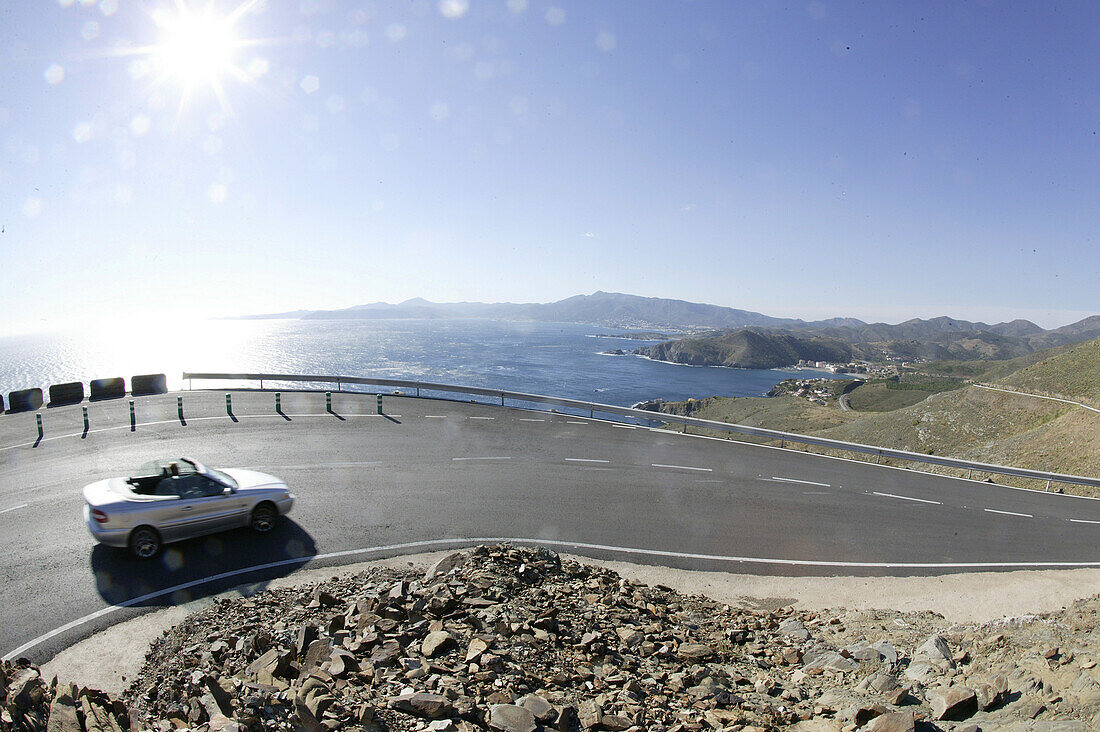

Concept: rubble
[[6, 544, 1100, 731]]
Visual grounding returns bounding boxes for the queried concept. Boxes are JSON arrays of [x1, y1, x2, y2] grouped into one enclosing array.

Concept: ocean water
[[0, 319, 846, 408]]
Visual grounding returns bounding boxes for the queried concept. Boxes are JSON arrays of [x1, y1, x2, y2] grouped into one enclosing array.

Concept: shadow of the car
[[89, 520, 318, 607]]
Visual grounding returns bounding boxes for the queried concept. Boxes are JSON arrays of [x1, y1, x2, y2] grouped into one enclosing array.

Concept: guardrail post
[[500, 393, 505, 406], [225, 393, 232, 416], [337, 378, 342, 392], [276, 392, 281, 411], [416, 387, 420, 397], [129, 400, 136, 431], [177, 396, 184, 422], [36, 413, 43, 440], [1046, 479, 1052, 492], [82, 406, 89, 433], [326, 392, 332, 413], [376, 394, 382, 415], [590, 408, 594, 418]]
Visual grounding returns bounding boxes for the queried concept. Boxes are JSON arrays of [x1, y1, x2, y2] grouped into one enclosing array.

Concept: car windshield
[[202, 466, 237, 491]]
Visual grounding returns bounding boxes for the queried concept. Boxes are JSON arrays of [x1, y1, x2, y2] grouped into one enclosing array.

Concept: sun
[[139, 1, 262, 117], [155, 7, 239, 86]]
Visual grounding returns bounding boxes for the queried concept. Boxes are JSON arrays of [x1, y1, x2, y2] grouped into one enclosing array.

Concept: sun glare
[[156, 10, 238, 85], [133, 1, 262, 118]]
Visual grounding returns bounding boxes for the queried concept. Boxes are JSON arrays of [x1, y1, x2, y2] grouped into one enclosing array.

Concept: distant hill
[[641, 337, 1100, 495], [279, 292, 820, 330], [635, 330, 852, 369]]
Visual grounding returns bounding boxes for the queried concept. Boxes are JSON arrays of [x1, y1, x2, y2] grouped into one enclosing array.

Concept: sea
[[0, 319, 849, 409]]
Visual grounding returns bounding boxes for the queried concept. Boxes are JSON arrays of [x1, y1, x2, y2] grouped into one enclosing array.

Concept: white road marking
[[613, 424, 637, 430], [469, 416, 495, 420], [769, 476, 830, 487], [425, 415, 446, 419], [803, 491, 831, 495], [579, 467, 614, 471], [695, 479, 722, 484], [566, 421, 587, 425], [1069, 518, 1100, 525], [12, 535, 1100, 661], [565, 458, 610, 463], [451, 456, 511, 461], [873, 491, 943, 506], [652, 463, 713, 472], [984, 508, 1033, 518], [0, 504, 28, 515], [519, 418, 545, 422]]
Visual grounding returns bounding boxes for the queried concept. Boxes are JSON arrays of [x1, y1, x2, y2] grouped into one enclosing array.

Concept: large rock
[[389, 691, 453, 720], [928, 686, 977, 721], [487, 704, 536, 732], [422, 630, 455, 658], [678, 643, 713, 661], [46, 690, 81, 732], [864, 711, 915, 732], [424, 551, 466, 580]]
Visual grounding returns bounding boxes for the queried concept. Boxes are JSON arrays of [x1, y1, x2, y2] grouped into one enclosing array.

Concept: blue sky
[[1, 0, 1097, 334]]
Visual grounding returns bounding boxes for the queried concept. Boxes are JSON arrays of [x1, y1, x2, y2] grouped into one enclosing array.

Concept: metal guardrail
[[182, 372, 1100, 489]]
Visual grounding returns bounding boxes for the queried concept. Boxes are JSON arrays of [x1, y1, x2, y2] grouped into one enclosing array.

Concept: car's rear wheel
[[250, 503, 278, 533], [129, 526, 161, 558]]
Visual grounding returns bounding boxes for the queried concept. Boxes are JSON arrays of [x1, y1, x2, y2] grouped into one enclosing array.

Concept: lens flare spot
[[162, 548, 184, 570], [300, 74, 320, 94], [44, 64, 65, 85]]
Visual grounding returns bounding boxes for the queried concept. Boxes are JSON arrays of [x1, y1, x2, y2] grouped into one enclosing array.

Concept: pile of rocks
[[6, 544, 1100, 731]]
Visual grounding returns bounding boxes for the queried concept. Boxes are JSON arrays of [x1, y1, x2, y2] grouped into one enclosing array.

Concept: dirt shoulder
[[41, 551, 1100, 696]]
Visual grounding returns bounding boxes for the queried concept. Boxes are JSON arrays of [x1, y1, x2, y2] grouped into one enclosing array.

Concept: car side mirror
[[223, 486, 234, 495]]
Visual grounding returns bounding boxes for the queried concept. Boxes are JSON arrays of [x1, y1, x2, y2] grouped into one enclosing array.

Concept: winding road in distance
[[2, 389, 1099, 663]]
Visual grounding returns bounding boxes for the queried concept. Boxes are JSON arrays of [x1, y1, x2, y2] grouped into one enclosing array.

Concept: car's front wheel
[[250, 503, 278, 533], [129, 526, 161, 558]]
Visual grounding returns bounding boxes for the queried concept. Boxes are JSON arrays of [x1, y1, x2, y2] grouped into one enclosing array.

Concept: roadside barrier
[[181, 371, 1100, 490], [7, 388, 43, 413], [177, 396, 185, 422], [129, 400, 136, 431], [48, 381, 84, 408], [89, 378, 125, 401], [82, 406, 89, 434], [131, 373, 167, 396], [36, 413, 42, 441], [0, 393, 4, 412]]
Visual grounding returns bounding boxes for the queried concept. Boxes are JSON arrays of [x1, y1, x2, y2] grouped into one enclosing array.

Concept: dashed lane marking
[[566, 421, 587, 425], [1070, 518, 1100, 525], [424, 415, 446, 419], [768, 476, 830, 487], [565, 458, 610, 463], [613, 424, 637, 430], [984, 508, 1033, 518], [872, 491, 943, 506], [519, 418, 545, 422], [241, 462, 382, 470], [0, 504, 28, 515], [468, 416, 495, 420], [451, 456, 512, 462], [651, 463, 712, 472]]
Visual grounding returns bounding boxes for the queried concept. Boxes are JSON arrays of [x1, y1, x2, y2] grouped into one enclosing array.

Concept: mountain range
[[239, 291, 1100, 366]]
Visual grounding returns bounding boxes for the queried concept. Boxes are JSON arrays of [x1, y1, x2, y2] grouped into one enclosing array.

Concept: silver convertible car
[[83, 457, 295, 558]]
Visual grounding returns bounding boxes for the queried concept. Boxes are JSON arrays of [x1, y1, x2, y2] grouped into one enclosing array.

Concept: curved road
[[2, 389, 1099, 663]]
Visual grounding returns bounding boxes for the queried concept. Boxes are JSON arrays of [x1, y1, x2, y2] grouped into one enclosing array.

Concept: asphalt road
[[2, 389, 1099, 663]]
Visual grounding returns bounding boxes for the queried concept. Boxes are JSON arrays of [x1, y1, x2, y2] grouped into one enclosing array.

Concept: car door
[[181, 475, 250, 534]]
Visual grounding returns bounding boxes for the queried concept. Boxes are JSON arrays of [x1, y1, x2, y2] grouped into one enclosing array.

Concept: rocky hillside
[[634, 330, 852, 370], [6, 545, 1100, 732]]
